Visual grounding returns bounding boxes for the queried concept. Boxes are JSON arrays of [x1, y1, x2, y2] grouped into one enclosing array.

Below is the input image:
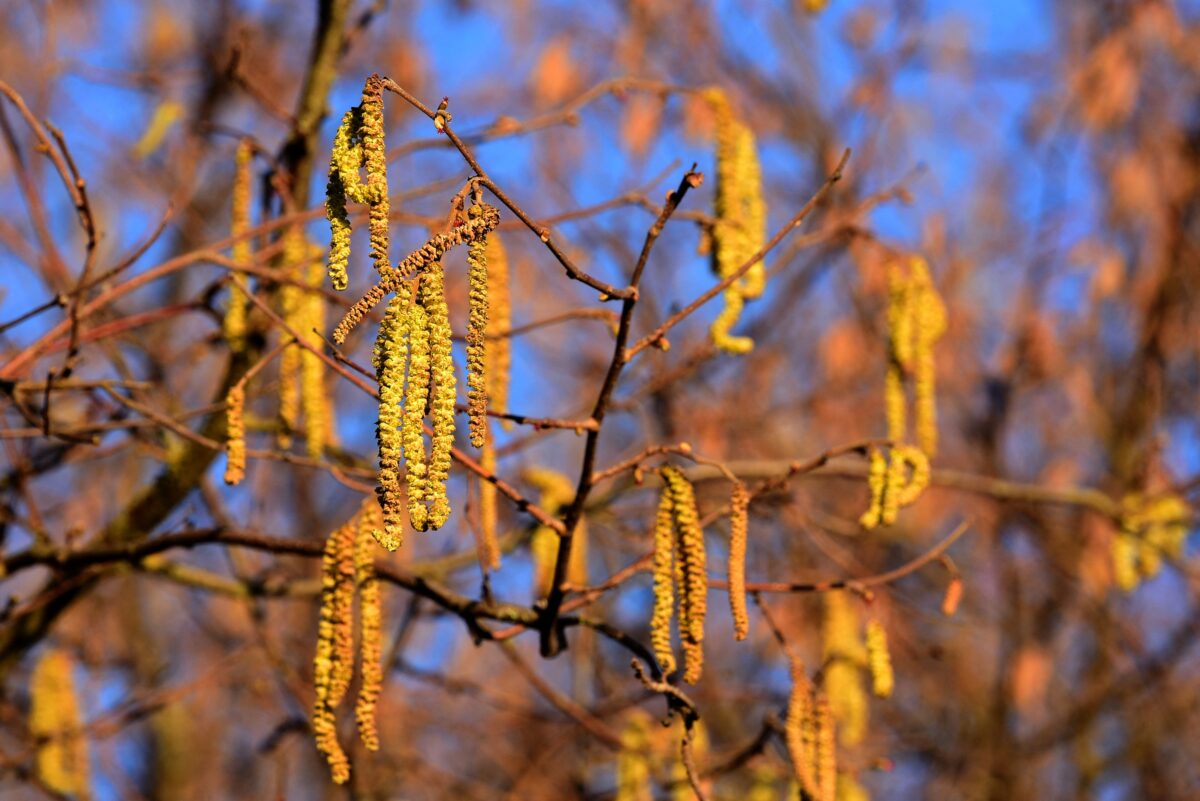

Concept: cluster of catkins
[[860, 255, 946, 528], [222, 141, 331, 486], [779, 595, 893, 801], [1113, 491, 1192, 592], [704, 86, 768, 354], [312, 500, 385, 784], [323, 75, 501, 548]]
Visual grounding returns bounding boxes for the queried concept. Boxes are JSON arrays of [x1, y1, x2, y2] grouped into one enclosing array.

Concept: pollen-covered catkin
[[223, 138, 253, 351], [223, 385, 246, 486], [30, 648, 90, 799], [662, 465, 707, 684], [313, 518, 356, 783], [815, 693, 838, 801], [400, 284, 430, 534], [909, 257, 946, 457], [465, 221, 490, 448], [373, 292, 409, 549], [484, 233, 511, 428], [325, 109, 356, 292], [728, 482, 750, 641], [355, 504, 383, 751], [822, 591, 867, 746], [651, 482, 677, 676], [359, 75, 391, 279], [786, 659, 820, 801], [705, 86, 768, 354], [332, 203, 501, 345], [865, 618, 894, 699], [421, 259, 457, 530], [300, 249, 329, 459]]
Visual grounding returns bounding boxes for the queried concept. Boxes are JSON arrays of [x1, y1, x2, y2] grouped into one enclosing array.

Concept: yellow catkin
[[223, 385, 246, 486], [313, 518, 356, 784], [332, 203, 501, 344], [822, 592, 867, 746], [909, 257, 946, 457], [815, 694, 838, 801], [858, 447, 887, 529], [399, 283, 430, 533], [278, 227, 306, 449], [651, 482, 678, 676], [525, 468, 586, 597], [478, 438, 501, 571], [355, 504, 383, 751], [942, 577, 964, 616], [465, 217, 490, 448], [223, 138, 253, 351], [662, 466, 707, 684], [373, 291, 409, 549], [786, 659, 820, 801], [30, 648, 90, 799], [865, 618, 894, 699], [325, 109, 355, 292], [484, 233, 511, 429], [615, 710, 655, 801], [706, 87, 768, 354], [359, 75, 391, 279], [1115, 492, 1193, 590], [728, 482, 750, 641], [300, 249, 329, 459], [422, 260, 457, 530]]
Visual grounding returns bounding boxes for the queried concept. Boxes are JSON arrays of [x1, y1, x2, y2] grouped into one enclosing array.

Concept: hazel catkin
[[728, 481, 750, 641], [223, 385, 246, 486], [484, 233, 512, 428], [865, 618, 894, 699], [223, 138, 253, 351], [30, 648, 90, 799], [465, 220, 490, 448]]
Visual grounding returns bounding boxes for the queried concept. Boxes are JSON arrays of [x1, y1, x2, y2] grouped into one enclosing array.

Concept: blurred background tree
[[0, 0, 1198, 799]]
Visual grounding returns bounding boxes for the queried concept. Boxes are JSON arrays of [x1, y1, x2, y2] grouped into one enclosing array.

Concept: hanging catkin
[[30, 648, 90, 800], [312, 502, 391, 783], [484, 233, 511, 428], [373, 290, 410, 549], [465, 214, 490, 448], [821, 591, 868, 746], [865, 618, 894, 699], [666, 466, 707, 683], [278, 227, 305, 449], [615, 710, 655, 801], [786, 658, 821, 801], [300, 245, 330, 459], [324, 74, 391, 291], [651, 481, 677, 676], [355, 503, 383, 751], [422, 259, 457, 531], [223, 385, 246, 486], [728, 481, 750, 641], [525, 467, 587, 598], [704, 86, 767, 354], [313, 517, 356, 783], [223, 138, 253, 351]]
